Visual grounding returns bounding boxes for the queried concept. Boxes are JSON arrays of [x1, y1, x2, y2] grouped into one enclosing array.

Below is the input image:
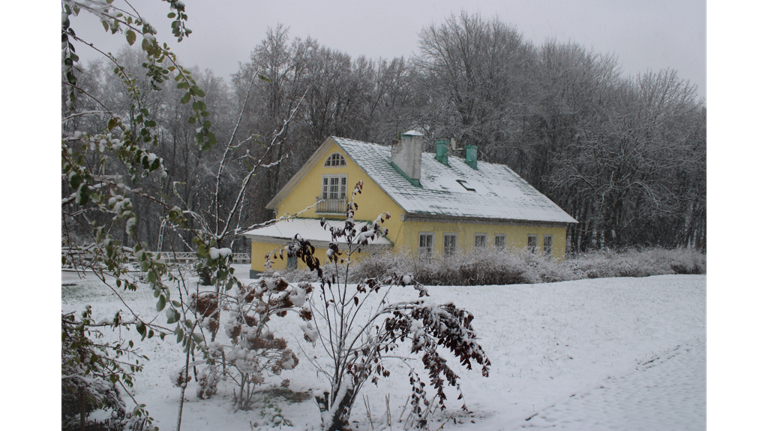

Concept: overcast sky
[[70, 0, 706, 99]]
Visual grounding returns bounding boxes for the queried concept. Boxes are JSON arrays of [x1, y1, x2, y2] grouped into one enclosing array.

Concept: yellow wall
[[401, 220, 567, 260], [251, 140, 404, 273], [250, 238, 374, 272], [251, 218, 567, 273], [275, 140, 406, 241]]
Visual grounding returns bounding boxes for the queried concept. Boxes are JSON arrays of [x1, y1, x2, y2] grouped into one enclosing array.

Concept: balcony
[[316, 197, 347, 214]]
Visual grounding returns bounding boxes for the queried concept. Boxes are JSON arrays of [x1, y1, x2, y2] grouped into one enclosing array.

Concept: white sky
[[69, 0, 707, 98]]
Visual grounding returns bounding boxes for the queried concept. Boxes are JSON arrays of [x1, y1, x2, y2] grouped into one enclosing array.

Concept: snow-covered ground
[[61, 266, 705, 430]]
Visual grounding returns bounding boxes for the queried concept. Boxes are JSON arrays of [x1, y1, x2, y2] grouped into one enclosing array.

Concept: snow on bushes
[[279, 246, 706, 286], [198, 277, 311, 411]]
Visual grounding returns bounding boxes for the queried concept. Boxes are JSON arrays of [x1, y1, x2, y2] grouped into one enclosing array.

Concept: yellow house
[[243, 132, 577, 277]]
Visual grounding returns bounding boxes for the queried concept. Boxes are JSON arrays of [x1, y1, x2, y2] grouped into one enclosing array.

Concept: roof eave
[[402, 213, 577, 227], [265, 137, 337, 210], [244, 233, 393, 252]]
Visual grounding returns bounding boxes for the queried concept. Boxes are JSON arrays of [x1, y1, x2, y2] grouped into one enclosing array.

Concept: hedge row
[[268, 247, 706, 286]]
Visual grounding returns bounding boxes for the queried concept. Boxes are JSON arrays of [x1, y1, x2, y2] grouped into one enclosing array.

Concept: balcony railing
[[316, 197, 347, 213]]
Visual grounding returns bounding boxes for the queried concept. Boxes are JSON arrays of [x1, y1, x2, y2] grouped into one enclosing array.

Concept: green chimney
[[435, 140, 449, 165], [465, 145, 478, 170]]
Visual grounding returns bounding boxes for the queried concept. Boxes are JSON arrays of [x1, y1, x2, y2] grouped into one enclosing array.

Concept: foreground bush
[[271, 247, 705, 286], [277, 182, 491, 431]]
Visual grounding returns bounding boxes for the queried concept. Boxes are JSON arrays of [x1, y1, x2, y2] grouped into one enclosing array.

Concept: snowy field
[[61, 265, 705, 430]]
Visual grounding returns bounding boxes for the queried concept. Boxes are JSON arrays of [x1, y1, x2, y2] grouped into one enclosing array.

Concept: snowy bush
[[345, 247, 560, 285], [569, 247, 706, 279], [662, 248, 707, 274], [345, 246, 706, 286], [62, 307, 156, 431], [194, 276, 309, 411]]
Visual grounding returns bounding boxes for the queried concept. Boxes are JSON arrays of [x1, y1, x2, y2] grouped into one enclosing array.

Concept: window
[[443, 233, 457, 257], [494, 234, 506, 250], [527, 234, 538, 254], [419, 233, 434, 260], [543, 235, 553, 257], [287, 241, 299, 269], [287, 254, 298, 269], [324, 153, 346, 167], [456, 179, 476, 191], [321, 175, 347, 200], [474, 233, 487, 249]]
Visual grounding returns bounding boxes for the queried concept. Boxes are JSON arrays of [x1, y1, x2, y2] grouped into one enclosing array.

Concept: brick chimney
[[391, 130, 423, 186]]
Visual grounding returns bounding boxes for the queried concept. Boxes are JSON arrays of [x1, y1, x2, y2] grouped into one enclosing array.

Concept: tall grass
[[269, 247, 705, 285]]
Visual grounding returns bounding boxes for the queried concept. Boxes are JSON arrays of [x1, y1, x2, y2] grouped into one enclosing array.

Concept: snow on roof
[[402, 130, 423, 136], [242, 218, 394, 246], [332, 137, 577, 224]]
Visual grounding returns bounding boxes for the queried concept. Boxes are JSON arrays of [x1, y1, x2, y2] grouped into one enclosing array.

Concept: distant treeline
[[63, 12, 705, 253]]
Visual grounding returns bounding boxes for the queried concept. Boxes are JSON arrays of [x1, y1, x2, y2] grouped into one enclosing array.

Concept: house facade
[[243, 132, 577, 277]]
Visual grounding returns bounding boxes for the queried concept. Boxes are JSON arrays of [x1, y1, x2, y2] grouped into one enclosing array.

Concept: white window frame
[[321, 174, 348, 200], [443, 233, 458, 257], [494, 234, 506, 250], [543, 234, 553, 257], [418, 232, 434, 260], [527, 234, 538, 254], [324, 153, 346, 167], [287, 252, 298, 270], [474, 233, 487, 249]]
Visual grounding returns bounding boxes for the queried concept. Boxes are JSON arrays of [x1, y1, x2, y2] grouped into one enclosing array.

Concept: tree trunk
[[176, 345, 192, 431], [80, 325, 86, 431], [323, 386, 355, 431]]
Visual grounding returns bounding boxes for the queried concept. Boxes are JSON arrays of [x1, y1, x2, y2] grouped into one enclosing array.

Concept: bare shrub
[[284, 182, 491, 431]]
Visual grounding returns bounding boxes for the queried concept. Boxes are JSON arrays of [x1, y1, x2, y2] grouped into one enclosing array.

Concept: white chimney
[[391, 130, 423, 186]]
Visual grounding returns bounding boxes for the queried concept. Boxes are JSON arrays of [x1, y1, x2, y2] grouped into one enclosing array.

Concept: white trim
[[320, 174, 348, 200], [443, 233, 458, 256], [418, 232, 435, 259], [266, 137, 336, 210], [402, 213, 572, 227], [474, 233, 487, 248], [543, 234, 554, 257], [527, 234, 539, 254], [324, 152, 347, 167], [494, 234, 506, 250]]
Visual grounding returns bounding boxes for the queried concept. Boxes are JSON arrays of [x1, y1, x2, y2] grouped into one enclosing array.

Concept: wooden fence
[[62, 249, 250, 265]]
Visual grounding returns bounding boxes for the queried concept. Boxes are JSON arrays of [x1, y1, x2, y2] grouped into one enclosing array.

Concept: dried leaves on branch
[[270, 181, 491, 431]]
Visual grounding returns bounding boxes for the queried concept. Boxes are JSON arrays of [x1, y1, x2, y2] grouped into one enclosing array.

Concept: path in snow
[[522, 337, 705, 430]]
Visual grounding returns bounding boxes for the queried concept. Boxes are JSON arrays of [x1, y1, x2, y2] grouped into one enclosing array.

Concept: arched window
[[324, 153, 346, 167]]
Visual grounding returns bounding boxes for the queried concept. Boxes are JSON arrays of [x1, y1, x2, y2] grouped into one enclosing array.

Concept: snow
[[523, 339, 705, 430], [300, 322, 319, 343], [332, 137, 577, 224], [402, 130, 424, 137], [61, 267, 705, 430], [243, 218, 394, 246], [209, 247, 232, 260]]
